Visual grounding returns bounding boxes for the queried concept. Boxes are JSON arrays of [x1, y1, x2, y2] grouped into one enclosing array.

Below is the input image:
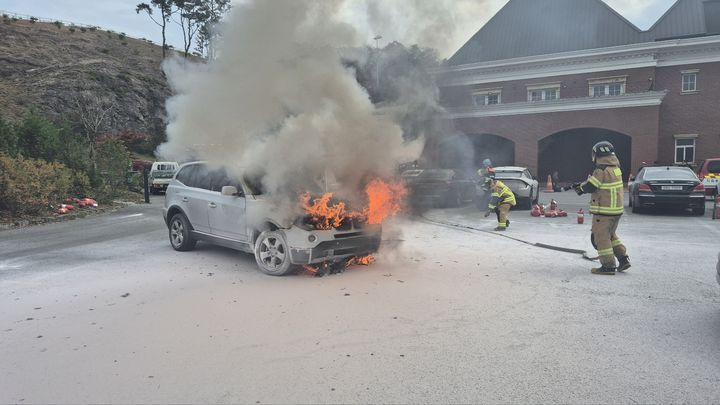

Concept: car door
[[176, 163, 211, 233], [207, 168, 248, 242]]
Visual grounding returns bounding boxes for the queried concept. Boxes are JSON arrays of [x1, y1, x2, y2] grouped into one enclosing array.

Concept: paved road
[[1, 194, 719, 403]]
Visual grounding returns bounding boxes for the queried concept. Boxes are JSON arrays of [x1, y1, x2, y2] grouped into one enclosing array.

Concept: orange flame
[[363, 179, 407, 225], [300, 178, 406, 231], [346, 255, 375, 267], [301, 193, 350, 230]]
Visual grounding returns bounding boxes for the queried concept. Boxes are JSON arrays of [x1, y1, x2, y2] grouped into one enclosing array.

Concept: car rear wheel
[[692, 206, 705, 216], [169, 213, 197, 251], [254, 230, 294, 276]]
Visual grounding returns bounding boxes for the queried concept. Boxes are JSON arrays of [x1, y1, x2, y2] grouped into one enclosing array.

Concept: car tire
[[692, 206, 705, 216], [254, 230, 294, 276], [445, 190, 462, 208], [169, 213, 197, 251]]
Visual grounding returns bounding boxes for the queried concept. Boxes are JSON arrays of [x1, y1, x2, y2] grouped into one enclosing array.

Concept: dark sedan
[[629, 166, 706, 215], [402, 169, 475, 208]]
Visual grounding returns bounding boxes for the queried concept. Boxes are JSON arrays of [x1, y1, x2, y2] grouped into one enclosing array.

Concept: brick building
[[433, 0, 720, 182]]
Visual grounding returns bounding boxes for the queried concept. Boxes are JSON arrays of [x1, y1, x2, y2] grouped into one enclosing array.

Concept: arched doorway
[[538, 128, 632, 184], [467, 133, 515, 169]]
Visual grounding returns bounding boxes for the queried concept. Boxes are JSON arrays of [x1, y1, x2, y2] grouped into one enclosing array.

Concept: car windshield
[[708, 161, 720, 173], [643, 167, 697, 180], [243, 175, 265, 195]]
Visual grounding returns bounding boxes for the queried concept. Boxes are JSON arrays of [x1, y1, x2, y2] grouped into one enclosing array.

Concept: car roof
[[494, 166, 527, 171]]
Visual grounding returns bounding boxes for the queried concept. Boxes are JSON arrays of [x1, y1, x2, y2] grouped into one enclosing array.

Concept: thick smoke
[[159, 0, 424, 213], [363, 0, 496, 57]]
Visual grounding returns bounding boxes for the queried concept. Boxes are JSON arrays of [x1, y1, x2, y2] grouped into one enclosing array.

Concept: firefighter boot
[[493, 226, 506, 231], [617, 256, 631, 272], [591, 266, 616, 275], [506, 219, 510, 228]]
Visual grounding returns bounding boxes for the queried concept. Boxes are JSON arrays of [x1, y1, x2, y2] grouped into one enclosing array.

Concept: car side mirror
[[221, 186, 240, 196]]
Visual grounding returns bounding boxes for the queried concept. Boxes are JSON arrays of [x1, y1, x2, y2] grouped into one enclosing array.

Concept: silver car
[[492, 166, 540, 209], [163, 162, 382, 276]]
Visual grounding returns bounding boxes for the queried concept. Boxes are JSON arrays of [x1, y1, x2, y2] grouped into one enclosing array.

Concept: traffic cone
[[545, 175, 554, 193]]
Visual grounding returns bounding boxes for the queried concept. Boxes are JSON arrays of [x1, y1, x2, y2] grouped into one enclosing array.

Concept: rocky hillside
[[0, 17, 175, 143]]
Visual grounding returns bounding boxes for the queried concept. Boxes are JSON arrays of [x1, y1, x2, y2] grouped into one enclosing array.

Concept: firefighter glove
[[484, 211, 491, 218]]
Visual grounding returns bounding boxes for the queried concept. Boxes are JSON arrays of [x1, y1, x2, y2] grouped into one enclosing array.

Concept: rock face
[[0, 18, 174, 141]]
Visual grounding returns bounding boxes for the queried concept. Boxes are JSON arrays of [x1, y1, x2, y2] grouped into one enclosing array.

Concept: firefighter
[[476, 159, 494, 209], [484, 173, 516, 231], [573, 141, 631, 275]]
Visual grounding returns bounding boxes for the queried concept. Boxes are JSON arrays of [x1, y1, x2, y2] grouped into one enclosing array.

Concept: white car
[[163, 162, 382, 276], [492, 166, 540, 209], [149, 161, 179, 194]]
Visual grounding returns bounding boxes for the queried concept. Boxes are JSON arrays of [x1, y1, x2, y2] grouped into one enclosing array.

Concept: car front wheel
[[254, 230, 294, 276], [169, 213, 197, 251]]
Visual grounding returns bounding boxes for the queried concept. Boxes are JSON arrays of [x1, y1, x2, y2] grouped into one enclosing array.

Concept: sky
[[0, 0, 678, 56]]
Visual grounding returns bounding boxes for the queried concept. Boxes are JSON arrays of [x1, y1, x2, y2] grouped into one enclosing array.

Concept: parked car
[[150, 161, 179, 194], [402, 168, 475, 208], [697, 158, 720, 196], [492, 166, 540, 209], [628, 165, 705, 215], [163, 162, 382, 276]]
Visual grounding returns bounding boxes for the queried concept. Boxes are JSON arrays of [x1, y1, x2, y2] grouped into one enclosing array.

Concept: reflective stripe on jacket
[[579, 155, 624, 216], [488, 180, 516, 209]]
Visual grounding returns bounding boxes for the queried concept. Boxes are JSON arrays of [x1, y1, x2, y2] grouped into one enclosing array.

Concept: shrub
[[53, 20, 62, 29], [69, 27, 76, 33], [0, 154, 73, 216], [0, 115, 17, 155], [121, 41, 128, 46], [29, 17, 38, 23], [89, 26, 97, 31], [80, 27, 87, 33], [118, 32, 126, 40], [2, 14, 8, 19], [11, 18, 18, 22], [15, 110, 62, 162], [93, 139, 131, 202], [100, 48, 109, 54]]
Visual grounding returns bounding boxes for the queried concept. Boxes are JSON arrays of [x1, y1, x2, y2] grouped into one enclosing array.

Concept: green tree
[[0, 115, 18, 155], [136, 0, 176, 58], [94, 139, 131, 201], [15, 110, 63, 161], [193, 0, 231, 59]]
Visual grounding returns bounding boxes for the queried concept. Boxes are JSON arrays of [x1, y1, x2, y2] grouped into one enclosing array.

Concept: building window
[[674, 137, 696, 164], [589, 77, 626, 97], [528, 87, 558, 102], [472, 90, 501, 106], [682, 72, 697, 93]]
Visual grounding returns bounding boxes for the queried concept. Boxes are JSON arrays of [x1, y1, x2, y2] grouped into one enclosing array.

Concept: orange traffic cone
[[545, 175, 554, 193]]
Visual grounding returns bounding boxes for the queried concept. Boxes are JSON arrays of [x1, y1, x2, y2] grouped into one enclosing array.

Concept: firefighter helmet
[[592, 141, 615, 160]]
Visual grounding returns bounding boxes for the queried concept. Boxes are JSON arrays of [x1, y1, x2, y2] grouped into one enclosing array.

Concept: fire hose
[[419, 214, 599, 262]]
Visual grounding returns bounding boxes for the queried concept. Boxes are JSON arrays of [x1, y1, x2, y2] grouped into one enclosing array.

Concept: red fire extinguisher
[[577, 208, 585, 224]]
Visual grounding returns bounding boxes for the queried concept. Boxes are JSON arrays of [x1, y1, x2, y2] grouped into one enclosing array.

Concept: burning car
[[163, 162, 398, 276]]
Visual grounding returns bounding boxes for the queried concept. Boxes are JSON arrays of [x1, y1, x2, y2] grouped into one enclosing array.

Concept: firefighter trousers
[[494, 203, 512, 229], [591, 214, 628, 268]]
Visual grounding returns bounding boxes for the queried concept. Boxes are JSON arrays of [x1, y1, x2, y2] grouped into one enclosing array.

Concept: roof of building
[[449, 0, 720, 66]]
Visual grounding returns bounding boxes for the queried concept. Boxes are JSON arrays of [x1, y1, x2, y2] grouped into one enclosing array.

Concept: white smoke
[[159, 0, 425, 209]]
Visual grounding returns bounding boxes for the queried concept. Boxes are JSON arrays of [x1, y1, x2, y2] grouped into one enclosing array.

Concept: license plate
[[661, 186, 682, 190]]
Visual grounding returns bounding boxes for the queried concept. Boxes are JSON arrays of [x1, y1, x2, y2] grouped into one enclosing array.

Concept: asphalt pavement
[[1, 193, 719, 403]]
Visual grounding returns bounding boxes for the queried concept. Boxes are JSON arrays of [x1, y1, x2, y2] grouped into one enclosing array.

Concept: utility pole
[[373, 35, 382, 91]]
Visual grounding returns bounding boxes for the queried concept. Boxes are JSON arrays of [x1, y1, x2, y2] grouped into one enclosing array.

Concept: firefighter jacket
[[578, 154, 624, 216], [488, 180, 516, 209]]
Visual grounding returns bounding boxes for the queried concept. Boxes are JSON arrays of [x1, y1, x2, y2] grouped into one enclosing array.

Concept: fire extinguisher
[[577, 208, 585, 224]]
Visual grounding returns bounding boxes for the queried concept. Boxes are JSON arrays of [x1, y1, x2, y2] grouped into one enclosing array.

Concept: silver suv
[[163, 162, 382, 276]]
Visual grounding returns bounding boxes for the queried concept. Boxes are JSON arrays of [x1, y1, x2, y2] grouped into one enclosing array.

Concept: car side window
[[175, 165, 197, 186], [193, 164, 212, 190]]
